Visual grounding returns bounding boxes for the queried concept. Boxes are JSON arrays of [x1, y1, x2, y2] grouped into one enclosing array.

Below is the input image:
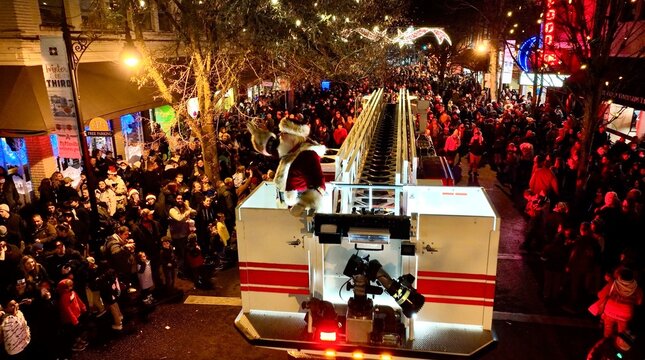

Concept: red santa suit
[[274, 139, 326, 208], [248, 115, 326, 214]]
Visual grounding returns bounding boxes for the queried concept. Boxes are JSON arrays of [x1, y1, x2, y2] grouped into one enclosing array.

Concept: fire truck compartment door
[[237, 207, 311, 313], [415, 214, 498, 329]]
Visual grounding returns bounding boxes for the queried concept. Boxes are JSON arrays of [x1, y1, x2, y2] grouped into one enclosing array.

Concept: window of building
[[620, 1, 638, 22], [123, 1, 152, 31], [39, 0, 63, 27], [157, 7, 172, 31], [81, 0, 124, 30]]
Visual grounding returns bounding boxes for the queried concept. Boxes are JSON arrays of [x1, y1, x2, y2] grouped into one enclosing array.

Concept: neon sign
[[542, 0, 558, 67], [518, 36, 542, 72]]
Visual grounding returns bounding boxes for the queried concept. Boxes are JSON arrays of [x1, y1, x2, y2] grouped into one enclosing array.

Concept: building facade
[[0, 0, 173, 200]]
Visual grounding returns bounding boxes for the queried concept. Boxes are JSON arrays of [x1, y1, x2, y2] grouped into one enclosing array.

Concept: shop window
[[39, 0, 63, 27], [121, 113, 144, 164], [0, 138, 32, 204]]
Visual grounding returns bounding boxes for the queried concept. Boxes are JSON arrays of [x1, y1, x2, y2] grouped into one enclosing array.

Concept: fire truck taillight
[[319, 331, 337, 342], [352, 351, 364, 359], [380, 354, 392, 360], [324, 349, 336, 357]]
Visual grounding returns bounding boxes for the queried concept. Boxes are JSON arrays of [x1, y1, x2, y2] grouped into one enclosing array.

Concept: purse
[[588, 282, 614, 316]]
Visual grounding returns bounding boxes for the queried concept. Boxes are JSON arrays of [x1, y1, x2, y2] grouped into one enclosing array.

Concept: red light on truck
[[320, 331, 337, 342], [352, 352, 364, 359]]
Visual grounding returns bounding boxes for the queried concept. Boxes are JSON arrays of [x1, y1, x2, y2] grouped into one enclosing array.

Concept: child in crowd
[[84, 256, 105, 316], [57, 278, 87, 352], [160, 237, 177, 292], [137, 251, 155, 304]]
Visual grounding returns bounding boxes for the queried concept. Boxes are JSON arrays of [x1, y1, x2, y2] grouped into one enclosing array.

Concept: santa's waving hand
[[247, 114, 326, 216]]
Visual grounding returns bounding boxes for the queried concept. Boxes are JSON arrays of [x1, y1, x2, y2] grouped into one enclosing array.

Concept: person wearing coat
[[598, 267, 643, 338], [57, 279, 87, 352]]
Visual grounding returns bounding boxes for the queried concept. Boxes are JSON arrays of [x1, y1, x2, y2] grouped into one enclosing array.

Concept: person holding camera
[[168, 194, 196, 277], [104, 226, 137, 285]]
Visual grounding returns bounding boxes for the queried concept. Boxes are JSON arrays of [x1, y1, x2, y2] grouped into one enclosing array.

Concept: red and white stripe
[[239, 262, 310, 295], [416, 271, 496, 307]]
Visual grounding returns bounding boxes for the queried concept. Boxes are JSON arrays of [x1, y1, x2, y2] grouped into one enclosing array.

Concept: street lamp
[[476, 41, 489, 54], [121, 21, 142, 68], [121, 43, 141, 67]]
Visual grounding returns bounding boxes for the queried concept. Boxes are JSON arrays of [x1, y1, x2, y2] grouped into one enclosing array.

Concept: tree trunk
[[200, 115, 220, 182], [488, 47, 498, 102], [438, 49, 449, 86], [574, 80, 602, 208]]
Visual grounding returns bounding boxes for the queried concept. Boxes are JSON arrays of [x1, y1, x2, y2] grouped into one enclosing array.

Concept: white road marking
[[184, 295, 242, 306]]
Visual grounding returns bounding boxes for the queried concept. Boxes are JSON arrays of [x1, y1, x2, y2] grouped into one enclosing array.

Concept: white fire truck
[[235, 89, 500, 359]]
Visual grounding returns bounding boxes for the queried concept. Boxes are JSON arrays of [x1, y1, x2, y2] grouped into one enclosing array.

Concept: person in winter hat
[[247, 113, 326, 216], [599, 268, 643, 338], [0, 298, 31, 356]]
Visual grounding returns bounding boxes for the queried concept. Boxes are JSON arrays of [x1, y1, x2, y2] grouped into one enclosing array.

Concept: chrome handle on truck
[[286, 236, 304, 247], [424, 244, 438, 253]]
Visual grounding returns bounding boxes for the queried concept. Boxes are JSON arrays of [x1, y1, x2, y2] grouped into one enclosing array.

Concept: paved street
[[75, 162, 643, 360]]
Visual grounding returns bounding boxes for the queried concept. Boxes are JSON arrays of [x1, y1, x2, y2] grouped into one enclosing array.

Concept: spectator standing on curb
[[0, 298, 32, 358], [598, 268, 643, 338], [104, 226, 136, 285], [443, 130, 460, 166], [168, 194, 196, 277], [468, 128, 485, 177], [57, 279, 87, 353], [160, 237, 177, 292]]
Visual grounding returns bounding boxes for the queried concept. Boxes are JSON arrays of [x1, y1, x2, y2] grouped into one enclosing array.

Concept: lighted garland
[[342, 27, 452, 47]]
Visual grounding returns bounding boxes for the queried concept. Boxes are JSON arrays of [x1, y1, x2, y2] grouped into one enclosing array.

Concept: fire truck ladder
[[358, 103, 397, 185], [334, 89, 418, 213]]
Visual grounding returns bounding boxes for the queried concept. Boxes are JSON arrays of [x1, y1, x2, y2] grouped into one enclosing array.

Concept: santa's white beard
[[277, 134, 305, 157]]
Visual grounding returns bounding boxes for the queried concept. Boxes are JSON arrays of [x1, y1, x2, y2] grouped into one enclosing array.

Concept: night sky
[[410, 1, 445, 25]]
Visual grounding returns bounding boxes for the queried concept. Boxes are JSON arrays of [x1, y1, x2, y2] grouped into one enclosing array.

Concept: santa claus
[[247, 114, 326, 216]]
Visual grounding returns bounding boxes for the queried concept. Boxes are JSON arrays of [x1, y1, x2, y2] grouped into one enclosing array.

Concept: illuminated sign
[[518, 36, 542, 72], [519, 72, 569, 87], [542, 0, 558, 67]]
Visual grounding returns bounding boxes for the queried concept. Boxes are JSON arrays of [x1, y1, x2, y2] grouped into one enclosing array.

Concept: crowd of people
[[397, 63, 644, 346], [0, 60, 643, 358], [0, 81, 375, 358]]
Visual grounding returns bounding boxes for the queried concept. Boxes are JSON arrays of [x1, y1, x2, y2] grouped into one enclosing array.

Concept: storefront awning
[[77, 61, 165, 122], [0, 66, 54, 137]]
